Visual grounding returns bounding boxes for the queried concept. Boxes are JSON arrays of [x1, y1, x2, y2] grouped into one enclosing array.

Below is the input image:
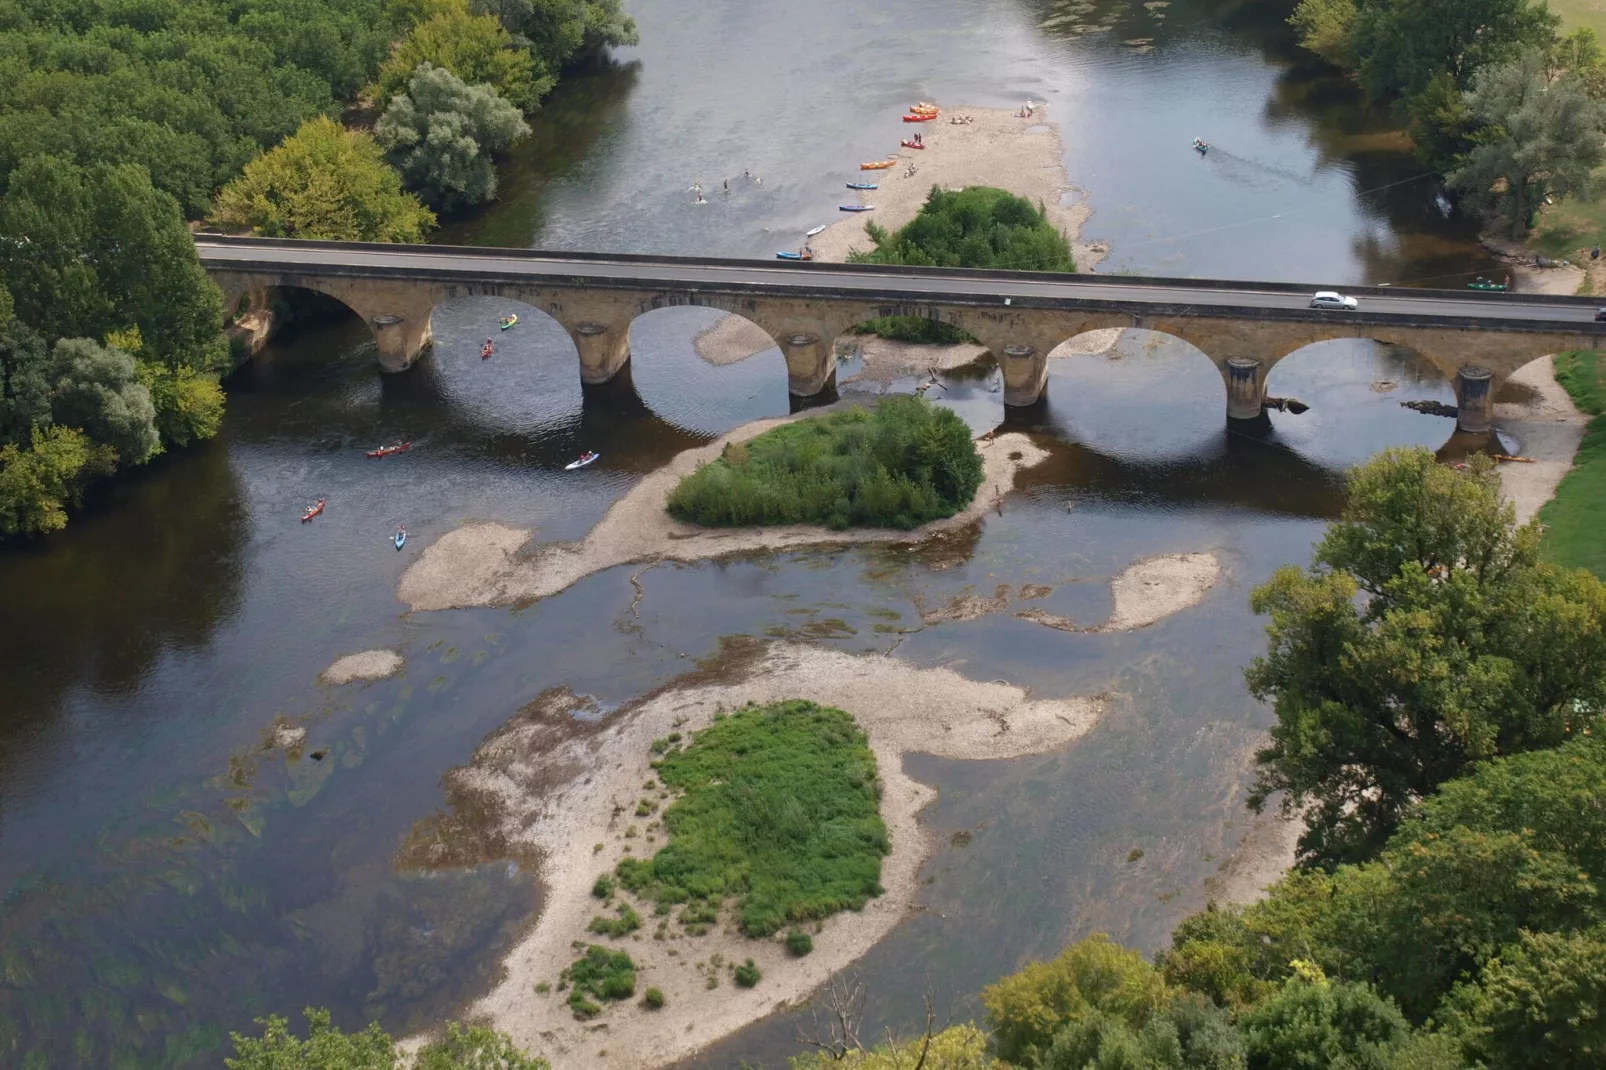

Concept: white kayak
[[565, 453, 600, 470], [806, 225, 827, 237]]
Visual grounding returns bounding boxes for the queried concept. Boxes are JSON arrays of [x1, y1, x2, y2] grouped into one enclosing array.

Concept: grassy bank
[[1540, 350, 1606, 576], [613, 699, 888, 937], [666, 396, 984, 531]]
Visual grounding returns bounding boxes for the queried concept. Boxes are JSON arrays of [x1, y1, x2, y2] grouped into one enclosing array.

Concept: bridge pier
[[778, 332, 836, 396], [999, 343, 1049, 407], [1454, 366, 1494, 434], [1225, 357, 1265, 420], [372, 312, 433, 373], [570, 320, 632, 385]]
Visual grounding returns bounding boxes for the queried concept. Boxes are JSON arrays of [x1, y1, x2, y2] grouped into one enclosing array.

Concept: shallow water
[[0, 0, 1529, 1065]]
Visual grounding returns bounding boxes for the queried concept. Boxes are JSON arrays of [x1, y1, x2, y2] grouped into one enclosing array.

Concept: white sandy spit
[[1495, 356, 1589, 525], [1104, 552, 1222, 631], [439, 642, 1106, 1070], [398, 412, 1050, 612], [320, 649, 404, 685], [807, 105, 1103, 272]]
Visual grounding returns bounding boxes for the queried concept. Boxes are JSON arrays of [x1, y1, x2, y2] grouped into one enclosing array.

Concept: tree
[[0, 424, 114, 536], [1351, 0, 1558, 98], [375, 63, 530, 211], [1289, 0, 1358, 70], [374, 10, 552, 112], [850, 186, 1075, 271], [0, 155, 227, 373], [1040, 994, 1246, 1070], [1244, 448, 1606, 868], [1451, 927, 1606, 1070], [1405, 72, 1479, 174], [1449, 49, 1606, 236], [0, 316, 52, 449], [1237, 974, 1411, 1070], [214, 116, 437, 242], [982, 934, 1170, 1065], [226, 1007, 549, 1070], [49, 338, 161, 466]]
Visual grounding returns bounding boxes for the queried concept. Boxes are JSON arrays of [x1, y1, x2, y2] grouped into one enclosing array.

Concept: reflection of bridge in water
[[199, 235, 1606, 435]]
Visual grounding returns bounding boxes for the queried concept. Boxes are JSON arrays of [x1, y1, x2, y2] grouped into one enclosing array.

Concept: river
[[0, 0, 1519, 1066]]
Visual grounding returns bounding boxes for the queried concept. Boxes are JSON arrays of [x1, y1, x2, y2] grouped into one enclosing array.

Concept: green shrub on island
[[734, 959, 762, 988], [848, 316, 975, 346], [786, 930, 814, 957], [613, 700, 888, 937], [587, 902, 641, 937], [643, 986, 666, 1009], [562, 945, 636, 1018], [666, 397, 984, 531], [847, 187, 1075, 272]]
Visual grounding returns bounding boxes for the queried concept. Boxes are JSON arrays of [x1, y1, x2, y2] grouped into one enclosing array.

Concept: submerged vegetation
[[667, 397, 985, 531], [614, 700, 888, 937]]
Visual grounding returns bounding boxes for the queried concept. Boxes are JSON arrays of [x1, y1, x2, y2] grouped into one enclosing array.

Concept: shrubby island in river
[[667, 397, 985, 531]]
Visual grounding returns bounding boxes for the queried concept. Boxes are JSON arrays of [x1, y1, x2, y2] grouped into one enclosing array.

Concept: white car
[[1310, 291, 1358, 311]]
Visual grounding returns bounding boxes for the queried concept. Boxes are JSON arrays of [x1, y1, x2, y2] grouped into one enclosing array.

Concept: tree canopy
[[375, 9, 550, 112], [214, 116, 437, 241], [226, 1008, 549, 1070], [375, 62, 530, 211], [1244, 447, 1606, 868], [849, 186, 1075, 271], [1448, 49, 1606, 236]]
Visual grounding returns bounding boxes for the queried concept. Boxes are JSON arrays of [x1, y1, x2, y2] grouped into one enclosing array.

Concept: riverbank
[[397, 406, 1049, 612], [805, 105, 1103, 271], [422, 641, 1109, 1070], [1538, 350, 1606, 576]]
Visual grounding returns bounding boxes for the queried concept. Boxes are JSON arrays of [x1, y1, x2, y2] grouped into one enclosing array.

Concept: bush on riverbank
[[1541, 350, 1606, 577], [666, 397, 984, 531], [614, 699, 888, 937], [562, 945, 637, 1018], [226, 1009, 547, 1069]]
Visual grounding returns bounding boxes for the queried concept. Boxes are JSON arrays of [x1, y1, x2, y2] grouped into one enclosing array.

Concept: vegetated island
[[404, 641, 1109, 1070], [398, 400, 1048, 611], [666, 396, 982, 531]]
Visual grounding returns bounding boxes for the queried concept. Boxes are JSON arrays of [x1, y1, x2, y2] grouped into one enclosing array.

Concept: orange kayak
[[903, 114, 936, 122], [860, 160, 897, 170], [301, 498, 326, 523], [900, 139, 926, 149]]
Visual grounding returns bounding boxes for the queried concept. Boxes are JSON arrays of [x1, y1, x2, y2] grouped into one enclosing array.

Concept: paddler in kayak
[[481, 338, 495, 359]]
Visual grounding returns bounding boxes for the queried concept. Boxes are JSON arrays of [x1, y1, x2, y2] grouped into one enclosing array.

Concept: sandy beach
[[1495, 356, 1590, 524], [806, 105, 1103, 271], [398, 408, 1050, 612], [418, 642, 1113, 1070]]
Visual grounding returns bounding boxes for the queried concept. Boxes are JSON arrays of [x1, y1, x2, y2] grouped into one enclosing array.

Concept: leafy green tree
[[0, 155, 227, 373], [49, 338, 161, 465], [0, 425, 113, 536], [0, 316, 51, 448], [1451, 926, 1606, 1070], [1041, 994, 1246, 1070], [1405, 72, 1479, 173], [790, 1024, 1001, 1070], [1548, 27, 1606, 95], [214, 116, 437, 242], [1238, 974, 1410, 1070], [983, 934, 1171, 1065], [375, 63, 530, 211], [1244, 448, 1606, 868], [1351, 0, 1558, 98], [849, 186, 1075, 271], [1449, 49, 1606, 236], [1289, 0, 1359, 69], [375, 10, 551, 112], [388, 0, 471, 29], [226, 1007, 549, 1069]]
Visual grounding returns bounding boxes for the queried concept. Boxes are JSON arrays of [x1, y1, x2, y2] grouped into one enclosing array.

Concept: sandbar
[[320, 649, 404, 685], [1494, 356, 1589, 525], [421, 642, 1105, 1070], [1103, 553, 1221, 632], [398, 409, 1050, 612]]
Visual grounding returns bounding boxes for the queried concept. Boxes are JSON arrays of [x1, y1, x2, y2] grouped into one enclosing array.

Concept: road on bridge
[[195, 236, 1606, 334]]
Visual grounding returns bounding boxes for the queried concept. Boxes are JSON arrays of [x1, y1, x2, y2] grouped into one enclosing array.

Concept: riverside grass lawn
[[1542, 351, 1606, 578]]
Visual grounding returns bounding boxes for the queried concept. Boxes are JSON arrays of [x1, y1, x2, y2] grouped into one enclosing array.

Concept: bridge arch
[[627, 306, 792, 432], [213, 272, 443, 373]]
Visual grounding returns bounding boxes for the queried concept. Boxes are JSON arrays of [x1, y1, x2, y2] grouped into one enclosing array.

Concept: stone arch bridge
[[199, 236, 1606, 434]]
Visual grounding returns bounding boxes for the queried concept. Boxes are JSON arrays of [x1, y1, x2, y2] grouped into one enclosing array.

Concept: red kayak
[[900, 139, 926, 149], [903, 114, 936, 123], [365, 442, 411, 458], [301, 498, 326, 523]]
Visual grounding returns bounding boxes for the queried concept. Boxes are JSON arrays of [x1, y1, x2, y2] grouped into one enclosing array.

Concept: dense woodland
[[1285, 0, 1606, 232], [0, 0, 636, 535]]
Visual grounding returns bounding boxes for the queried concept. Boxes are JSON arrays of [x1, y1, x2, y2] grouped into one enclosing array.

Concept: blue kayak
[[776, 251, 812, 260], [394, 529, 407, 550], [839, 204, 874, 212], [846, 182, 879, 190]]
